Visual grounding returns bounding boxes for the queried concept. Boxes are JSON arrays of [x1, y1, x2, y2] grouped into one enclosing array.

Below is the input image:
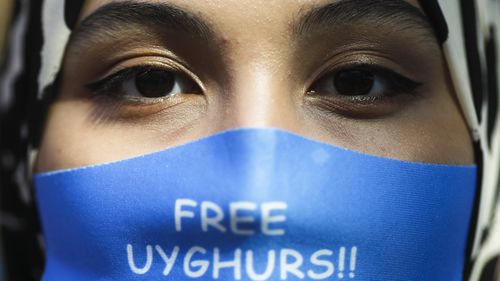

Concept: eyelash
[[308, 64, 422, 102], [86, 63, 422, 108], [86, 65, 198, 103]]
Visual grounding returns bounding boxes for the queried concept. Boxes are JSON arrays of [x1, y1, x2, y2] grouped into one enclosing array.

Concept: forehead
[[79, 0, 424, 29]]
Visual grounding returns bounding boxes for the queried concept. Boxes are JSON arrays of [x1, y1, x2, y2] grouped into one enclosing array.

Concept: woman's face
[[36, 0, 474, 172]]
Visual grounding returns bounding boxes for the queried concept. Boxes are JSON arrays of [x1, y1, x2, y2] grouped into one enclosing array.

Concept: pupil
[[334, 69, 375, 96], [135, 70, 175, 98]]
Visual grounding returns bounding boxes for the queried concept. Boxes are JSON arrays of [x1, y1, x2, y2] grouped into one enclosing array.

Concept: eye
[[128, 69, 177, 98], [308, 65, 421, 100], [86, 66, 201, 100]]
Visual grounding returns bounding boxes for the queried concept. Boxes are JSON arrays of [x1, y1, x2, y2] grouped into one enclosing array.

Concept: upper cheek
[[35, 101, 104, 173], [35, 103, 82, 173], [419, 97, 475, 165], [35, 95, 212, 172], [299, 91, 474, 165], [398, 97, 474, 165], [379, 92, 474, 165], [420, 77, 475, 165], [374, 84, 475, 165], [35, 100, 145, 173]]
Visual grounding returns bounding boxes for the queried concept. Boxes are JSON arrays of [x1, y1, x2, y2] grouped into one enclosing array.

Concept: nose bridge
[[221, 61, 299, 130]]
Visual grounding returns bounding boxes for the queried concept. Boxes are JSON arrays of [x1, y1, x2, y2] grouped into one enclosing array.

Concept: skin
[[36, 0, 474, 172]]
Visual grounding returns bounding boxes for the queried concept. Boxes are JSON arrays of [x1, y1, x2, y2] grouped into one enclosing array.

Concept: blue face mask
[[35, 128, 476, 281]]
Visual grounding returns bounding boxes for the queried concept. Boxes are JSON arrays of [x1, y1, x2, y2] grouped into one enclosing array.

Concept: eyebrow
[[68, 0, 437, 51], [294, 0, 436, 40], [68, 1, 215, 47]]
